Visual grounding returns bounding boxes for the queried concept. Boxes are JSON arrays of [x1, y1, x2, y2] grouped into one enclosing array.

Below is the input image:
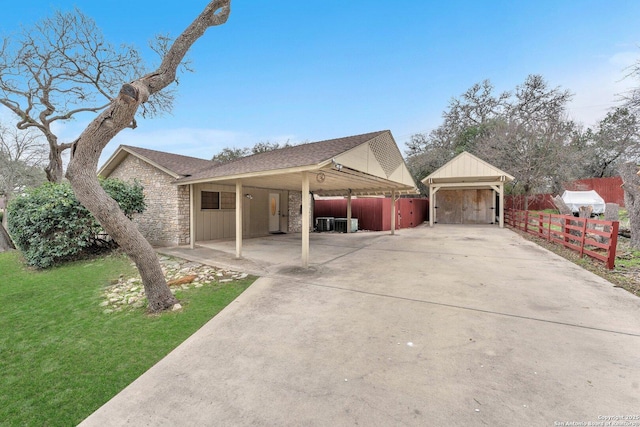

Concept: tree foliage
[[7, 179, 145, 268], [573, 107, 640, 178], [406, 75, 577, 200], [211, 140, 293, 163], [0, 8, 174, 182], [0, 123, 47, 199], [619, 162, 640, 249]]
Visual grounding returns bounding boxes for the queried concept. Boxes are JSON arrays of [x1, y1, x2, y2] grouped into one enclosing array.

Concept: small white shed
[[422, 152, 514, 227]]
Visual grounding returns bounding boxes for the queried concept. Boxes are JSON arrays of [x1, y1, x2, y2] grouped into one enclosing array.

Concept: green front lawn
[[0, 250, 254, 426]]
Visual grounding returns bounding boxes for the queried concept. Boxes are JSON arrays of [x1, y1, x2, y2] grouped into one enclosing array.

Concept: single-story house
[[99, 130, 418, 266], [421, 151, 514, 227]]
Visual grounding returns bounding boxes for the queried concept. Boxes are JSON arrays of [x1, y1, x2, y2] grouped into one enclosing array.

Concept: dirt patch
[[512, 229, 640, 298]]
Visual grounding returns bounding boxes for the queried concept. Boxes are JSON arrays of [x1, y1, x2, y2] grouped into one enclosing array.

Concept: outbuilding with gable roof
[[422, 151, 514, 227]]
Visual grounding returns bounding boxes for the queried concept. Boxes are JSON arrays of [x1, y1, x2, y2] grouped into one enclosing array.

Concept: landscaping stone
[[100, 256, 249, 313]]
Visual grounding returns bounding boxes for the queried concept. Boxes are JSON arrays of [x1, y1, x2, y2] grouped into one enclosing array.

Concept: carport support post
[[347, 189, 352, 234], [189, 184, 196, 249], [492, 189, 497, 225], [301, 172, 310, 268], [498, 183, 505, 228], [429, 186, 437, 227], [391, 189, 396, 235], [491, 184, 505, 228], [235, 180, 243, 259]]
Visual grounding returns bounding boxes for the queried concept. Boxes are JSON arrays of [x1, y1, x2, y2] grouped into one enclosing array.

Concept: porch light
[[244, 194, 253, 200]]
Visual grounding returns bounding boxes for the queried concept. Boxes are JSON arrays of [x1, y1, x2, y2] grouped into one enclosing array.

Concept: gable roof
[[176, 130, 388, 182], [98, 145, 214, 179], [99, 130, 419, 196], [422, 151, 514, 185]]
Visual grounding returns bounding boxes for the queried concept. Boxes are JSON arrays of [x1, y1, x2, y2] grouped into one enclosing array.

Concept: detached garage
[[422, 152, 514, 227]]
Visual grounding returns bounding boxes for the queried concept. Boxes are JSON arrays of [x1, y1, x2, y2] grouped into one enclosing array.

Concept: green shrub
[[7, 179, 145, 268]]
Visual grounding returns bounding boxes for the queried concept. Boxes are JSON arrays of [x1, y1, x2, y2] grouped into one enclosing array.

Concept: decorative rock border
[[100, 255, 249, 313]]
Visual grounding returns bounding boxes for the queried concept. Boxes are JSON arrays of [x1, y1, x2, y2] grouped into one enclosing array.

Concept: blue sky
[[1, 1, 640, 166]]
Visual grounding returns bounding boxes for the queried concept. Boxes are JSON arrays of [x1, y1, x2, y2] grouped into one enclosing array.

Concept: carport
[[176, 130, 418, 267], [422, 151, 514, 227]]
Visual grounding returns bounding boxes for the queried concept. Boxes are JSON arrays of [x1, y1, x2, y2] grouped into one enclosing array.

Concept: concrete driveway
[[80, 225, 640, 426]]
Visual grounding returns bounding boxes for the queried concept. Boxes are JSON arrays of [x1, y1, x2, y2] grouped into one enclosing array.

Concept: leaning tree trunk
[[65, 0, 231, 312], [619, 162, 640, 249], [0, 222, 15, 252]]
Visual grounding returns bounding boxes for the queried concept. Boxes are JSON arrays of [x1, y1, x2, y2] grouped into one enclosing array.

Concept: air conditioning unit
[[316, 217, 334, 232], [334, 218, 358, 233]]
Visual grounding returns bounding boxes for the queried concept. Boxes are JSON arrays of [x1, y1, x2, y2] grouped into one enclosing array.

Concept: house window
[[201, 191, 236, 210], [220, 192, 236, 209], [201, 191, 219, 209]]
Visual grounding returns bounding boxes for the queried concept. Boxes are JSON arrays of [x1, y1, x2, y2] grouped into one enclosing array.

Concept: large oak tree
[[0, 9, 173, 182], [65, 1, 231, 312]]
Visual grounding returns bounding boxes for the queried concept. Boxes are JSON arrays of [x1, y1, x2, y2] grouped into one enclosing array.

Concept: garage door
[[436, 189, 493, 224]]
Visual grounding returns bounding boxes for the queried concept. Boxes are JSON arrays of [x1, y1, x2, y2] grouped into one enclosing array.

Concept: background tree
[[212, 140, 293, 163], [621, 54, 640, 111], [474, 75, 575, 200], [0, 123, 47, 200], [250, 140, 292, 154], [573, 107, 640, 178], [619, 162, 640, 249], [406, 75, 577, 204], [212, 146, 250, 163], [405, 80, 509, 185], [0, 9, 173, 182], [65, 0, 231, 312]]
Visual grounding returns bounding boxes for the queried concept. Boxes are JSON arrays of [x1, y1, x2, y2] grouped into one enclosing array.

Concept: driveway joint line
[[282, 279, 640, 338]]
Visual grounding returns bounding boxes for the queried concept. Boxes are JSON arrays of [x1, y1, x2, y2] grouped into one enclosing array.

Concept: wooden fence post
[[607, 221, 619, 270], [579, 218, 588, 258]]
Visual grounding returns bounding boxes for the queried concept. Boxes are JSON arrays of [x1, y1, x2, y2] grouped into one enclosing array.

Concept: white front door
[[269, 193, 280, 232]]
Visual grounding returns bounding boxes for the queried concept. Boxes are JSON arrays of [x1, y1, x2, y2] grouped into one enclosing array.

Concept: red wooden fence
[[505, 177, 626, 211], [314, 198, 429, 231], [565, 177, 625, 206], [505, 209, 619, 269], [505, 194, 556, 211]]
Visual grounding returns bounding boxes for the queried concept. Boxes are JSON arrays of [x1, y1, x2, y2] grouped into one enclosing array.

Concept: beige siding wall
[[194, 183, 240, 241], [108, 156, 190, 246], [194, 185, 291, 240]]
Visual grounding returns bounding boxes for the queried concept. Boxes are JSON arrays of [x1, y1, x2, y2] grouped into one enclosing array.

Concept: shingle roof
[[121, 145, 214, 177], [176, 130, 389, 182]]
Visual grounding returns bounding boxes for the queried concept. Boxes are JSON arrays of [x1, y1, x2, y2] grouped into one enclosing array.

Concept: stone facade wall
[[176, 185, 190, 245], [288, 191, 313, 233], [109, 156, 189, 246]]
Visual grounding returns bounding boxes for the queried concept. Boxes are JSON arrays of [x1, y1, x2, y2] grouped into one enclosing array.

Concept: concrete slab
[[80, 225, 640, 426]]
